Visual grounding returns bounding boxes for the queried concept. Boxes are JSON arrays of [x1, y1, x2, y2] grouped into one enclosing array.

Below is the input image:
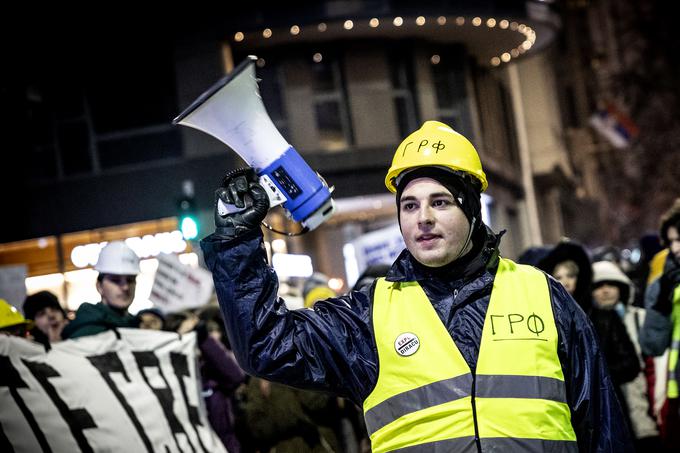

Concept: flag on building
[[589, 102, 640, 149]]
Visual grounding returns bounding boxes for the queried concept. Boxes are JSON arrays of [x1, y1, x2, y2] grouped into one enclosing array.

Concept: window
[[430, 46, 473, 137], [257, 59, 291, 141], [387, 51, 418, 137], [310, 52, 352, 151]]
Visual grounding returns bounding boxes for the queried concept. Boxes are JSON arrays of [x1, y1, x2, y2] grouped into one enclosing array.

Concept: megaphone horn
[[173, 55, 335, 232]]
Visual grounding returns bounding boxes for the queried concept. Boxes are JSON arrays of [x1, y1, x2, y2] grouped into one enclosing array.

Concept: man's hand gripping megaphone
[[214, 168, 270, 240]]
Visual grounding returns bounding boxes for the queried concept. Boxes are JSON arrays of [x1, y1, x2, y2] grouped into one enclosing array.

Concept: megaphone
[[173, 55, 335, 232]]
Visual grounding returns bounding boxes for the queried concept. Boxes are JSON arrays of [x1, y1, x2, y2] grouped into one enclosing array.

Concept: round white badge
[[394, 332, 420, 357]]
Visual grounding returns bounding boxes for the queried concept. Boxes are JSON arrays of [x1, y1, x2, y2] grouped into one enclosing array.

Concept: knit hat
[[395, 166, 482, 230], [23, 291, 66, 321]]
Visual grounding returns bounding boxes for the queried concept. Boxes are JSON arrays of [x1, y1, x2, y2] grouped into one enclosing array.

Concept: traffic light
[[179, 200, 199, 240], [178, 180, 199, 240]]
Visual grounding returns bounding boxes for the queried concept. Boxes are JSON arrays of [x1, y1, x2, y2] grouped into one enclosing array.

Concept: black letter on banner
[[170, 352, 208, 453], [87, 352, 154, 452], [0, 355, 51, 452], [508, 313, 524, 334], [133, 351, 193, 453], [0, 355, 52, 452], [22, 360, 96, 453]]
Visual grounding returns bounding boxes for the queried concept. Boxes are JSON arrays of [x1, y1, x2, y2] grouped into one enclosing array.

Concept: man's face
[[33, 306, 66, 336], [668, 226, 680, 261], [399, 177, 471, 267], [97, 274, 137, 310]]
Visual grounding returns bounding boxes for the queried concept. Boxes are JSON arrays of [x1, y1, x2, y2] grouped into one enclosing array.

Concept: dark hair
[[137, 307, 165, 327], [23, 290, 65, 320], [660, 198, 680, 246]]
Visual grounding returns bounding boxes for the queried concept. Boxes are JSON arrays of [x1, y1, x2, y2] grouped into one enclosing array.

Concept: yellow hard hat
[[0, 298, 31, 330], [385, 121, 488, 192], [304, 286, 336, 308]]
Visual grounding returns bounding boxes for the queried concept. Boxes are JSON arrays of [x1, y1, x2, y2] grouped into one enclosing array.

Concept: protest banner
[[0, 329, 226, 453]]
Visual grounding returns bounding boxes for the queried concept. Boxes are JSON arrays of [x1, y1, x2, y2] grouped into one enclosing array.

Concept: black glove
[[214, 168, 270, 240]]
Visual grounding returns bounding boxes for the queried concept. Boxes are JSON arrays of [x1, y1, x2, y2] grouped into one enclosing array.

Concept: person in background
[[240, 376, 341, 453], [137, 307, 165, 330], [639, 197, 680, 450], [539, 240, 594, 313], [62, 241, 141, 339], [630, 234, 665, 308], [23, 290, 69, 344], [0, 298, 32, 338], [592, 260, 660, 450], [166, 306, 246, 452], [202, 120, 633, 452]]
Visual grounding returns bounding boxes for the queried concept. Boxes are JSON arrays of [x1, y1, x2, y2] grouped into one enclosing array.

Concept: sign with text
[[0, 329, 226, 453], [351, 224, 405, 274], [149, 253, 214, 313], [0, 264, 27, 309]]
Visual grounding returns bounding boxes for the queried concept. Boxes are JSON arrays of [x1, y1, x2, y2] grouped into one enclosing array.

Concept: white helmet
[[95, 241, 140, 275]]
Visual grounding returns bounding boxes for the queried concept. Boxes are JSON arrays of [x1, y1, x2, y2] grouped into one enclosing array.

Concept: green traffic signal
[[180, 215, 199, 240]]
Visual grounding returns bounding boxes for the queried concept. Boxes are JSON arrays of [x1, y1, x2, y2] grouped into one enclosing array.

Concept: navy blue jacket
[[201, 227, 633, 452]]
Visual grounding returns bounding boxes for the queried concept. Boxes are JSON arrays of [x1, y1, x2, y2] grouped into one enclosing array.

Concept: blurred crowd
[[2, 197, 680, 453]]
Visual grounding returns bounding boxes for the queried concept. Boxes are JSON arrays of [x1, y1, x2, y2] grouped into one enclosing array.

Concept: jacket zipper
[[471, 370, 482, 452], [453, 287, 480, 451]]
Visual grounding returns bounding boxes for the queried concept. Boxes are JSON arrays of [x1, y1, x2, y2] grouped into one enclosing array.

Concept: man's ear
[[95, 280, 104, 296]]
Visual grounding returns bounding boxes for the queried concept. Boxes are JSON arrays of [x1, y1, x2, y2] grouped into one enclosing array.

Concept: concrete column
[[507, 63, 543, 245]]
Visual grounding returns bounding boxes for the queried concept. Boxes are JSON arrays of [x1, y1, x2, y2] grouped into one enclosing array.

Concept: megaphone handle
[[217, 198, 244, 216]]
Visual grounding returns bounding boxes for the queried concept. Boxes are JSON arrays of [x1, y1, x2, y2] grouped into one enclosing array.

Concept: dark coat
[[201, 226, 633, 452], [240, 378, 340, 453], [62, 302, 139, 339], [199, 335, 246, 453]]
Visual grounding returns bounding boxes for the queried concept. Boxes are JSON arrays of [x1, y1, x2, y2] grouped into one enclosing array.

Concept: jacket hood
[[538, 241, 593, 311], [592, 260, 635, 305]]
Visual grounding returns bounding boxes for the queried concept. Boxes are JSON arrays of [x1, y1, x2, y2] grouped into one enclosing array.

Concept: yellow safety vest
[[667, 285, 680, 398], [364, 258, 577, 452]]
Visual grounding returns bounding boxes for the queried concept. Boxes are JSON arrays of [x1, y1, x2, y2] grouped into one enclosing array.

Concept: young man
[[202, 121, 632, 452], [62, 241, 141, 339]]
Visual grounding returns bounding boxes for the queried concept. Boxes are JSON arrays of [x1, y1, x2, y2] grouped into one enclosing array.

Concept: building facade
[[1, 1, 588, 307]]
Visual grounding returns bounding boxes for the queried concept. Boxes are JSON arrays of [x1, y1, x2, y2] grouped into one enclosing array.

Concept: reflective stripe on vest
[[364, 258, 577, 452], [667, 285, 680, 398]]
